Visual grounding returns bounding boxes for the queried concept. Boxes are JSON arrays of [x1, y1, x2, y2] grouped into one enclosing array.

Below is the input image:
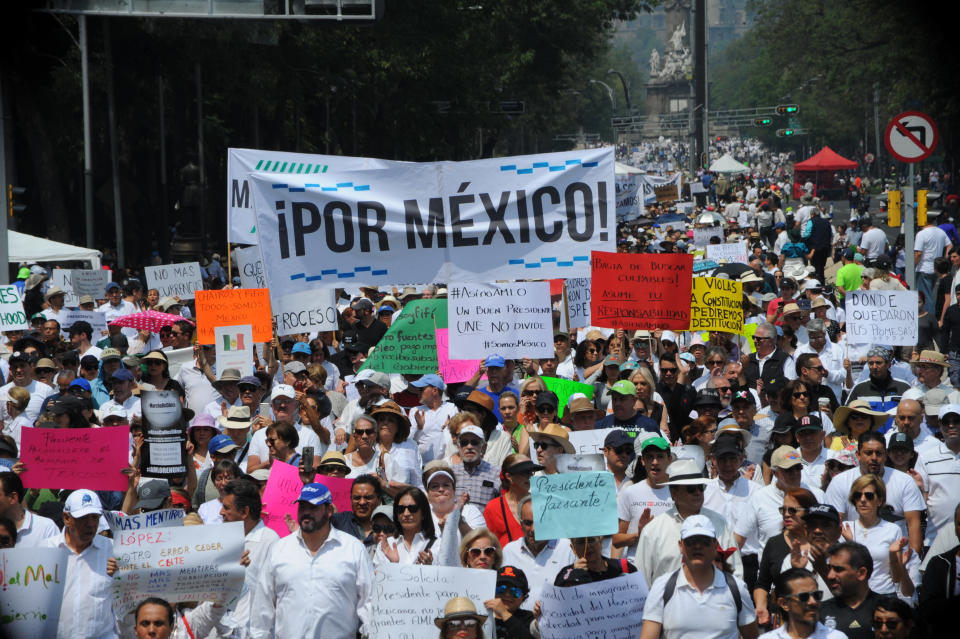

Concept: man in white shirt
[[203, 368, 243, 419], [616, 436, 674, 561], [914, 404, 960, 547], [97, 281, 138, 340], [0, 471, 59, 546], [41, 286, 71, 326], [175, 344, 221, 417], [0, 350, 54, 423], [40, 489, 118, 639], [67, 320, 103, 360], [886, 396, 941, 458], [914, 219, 951, 314], [407, 374, 458, 463], [794, 321, 849, 403], [250, 483, 373, 639], [705, 436, 761, 587], [97, 368, 142, 421], [858, 218, 888, 261], [501, 495, 576, 610], [793, 415, 830, 489], [246, 384, 322, 473]]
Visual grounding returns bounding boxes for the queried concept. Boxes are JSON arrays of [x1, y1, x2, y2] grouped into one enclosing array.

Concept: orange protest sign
[[195, 288, 273, 344]]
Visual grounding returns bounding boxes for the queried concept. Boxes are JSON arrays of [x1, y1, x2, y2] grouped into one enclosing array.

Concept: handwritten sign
[[538, 571, 649, 639], [234, 246, 265, 288], [314, 475, 354, 515], [140, 390, 188, 477], [20, 427, 129, 491], [705, 241, 748, 264], [261, 460, 306, 537], [369, 564, 495, 639], [359, 300, 447, 375], [0, 286, 28, 332], [447, 282, 553, 359], [568, 430, 610, 456], [104, 508, 185, 532], [273, 288, 339, 336], [215, 324, 254, 377], [435, 328, 481, 383], [144, 262, 204, 300], [111, 521, 245, 616], [531, 471, 618, 540], [0, 548, 68, 639], [845, 290, 918, 345], [591, 252, 692, 330], [50, 269, 80, 307], [692, 226, 724, 247], [689, 277, 743, 333], [555, 453, 606, 473], [195, 288, 273, 345], [60, 309, 107, 338], [51, 269, 111, 306], [563, 277, 591, 331], [541, 376, 595, 417], [654, 183, 679, 202]]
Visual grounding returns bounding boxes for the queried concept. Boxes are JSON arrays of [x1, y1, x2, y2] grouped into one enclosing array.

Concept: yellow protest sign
[[689, 277, 743, 333]]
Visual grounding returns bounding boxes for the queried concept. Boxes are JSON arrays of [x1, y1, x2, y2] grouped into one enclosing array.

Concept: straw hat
[[832, 400, 888, 435], [528, 423, 576, 454], [434, 597, 487, 628], [560, 396, 604, 425], [914, 350, 948, 368]]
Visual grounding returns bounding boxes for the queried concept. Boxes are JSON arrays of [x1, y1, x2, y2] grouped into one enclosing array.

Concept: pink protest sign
[[261, 461, 356, 537], [435, 328, 482, 383], [21, 426, 130, 491], [314, 475, 354, 514]]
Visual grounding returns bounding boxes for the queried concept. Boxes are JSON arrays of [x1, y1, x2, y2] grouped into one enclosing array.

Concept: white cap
[[64, 489, 103, 518], [660, 330, 677, 344], [101, 404, 129, 421], [271, 384, 296, 401], [938, 403, 960, 420], [458, 425, 485, 440], [680, 513, 716, 540], [802, 279, 822, 291]]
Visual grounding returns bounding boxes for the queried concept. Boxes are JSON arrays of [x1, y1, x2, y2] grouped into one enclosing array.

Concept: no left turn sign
[[885, 111, 938, 163]]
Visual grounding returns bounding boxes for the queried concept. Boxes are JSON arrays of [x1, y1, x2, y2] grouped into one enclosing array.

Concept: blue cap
[[410, 374, 445, 391], [485, 354, 506, 368], [105, 281, 121, 292], [378, 305, 395, 313], [69, 378, 91, 392], [296, 483, 333, 506], [209, 434, 239, 453], [291, 342, 311, 355], [112, 368, 134, 382], [238, 375, 262, 388], [774, 222, 785, 229]]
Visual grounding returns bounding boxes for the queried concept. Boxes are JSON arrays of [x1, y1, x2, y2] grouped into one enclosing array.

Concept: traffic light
[[917, 189, 928, 226], [7, 185, 25, 218], [776, 128, 795, 137], [776, 104, 799, 115], [887, 190, 901, 227], [754, 117, 772, 126]]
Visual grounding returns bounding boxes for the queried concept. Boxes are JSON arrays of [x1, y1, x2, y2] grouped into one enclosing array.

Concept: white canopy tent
[[615, 161, 644, 174], [8, 230, 102, 269], [709, 153, 749, 174]]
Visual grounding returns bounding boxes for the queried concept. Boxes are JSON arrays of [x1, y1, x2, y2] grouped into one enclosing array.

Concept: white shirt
[[704, 475, 759, 548], [372, 530, 434, 567], [915, 442, 960, 545], [501, 537, 577, 611], [97, 299, 139, 339], [248, 422, 323, 463], [40, 531, 119, 639], [794, 341, 846, 401], [409, 401, 459, 463], [642, 566, 756, 639], [914, 226, 950, 273], [220, 521, 280, 639], [0, 379, 54, 424], [3, 413, 31, 448], [759, 622, 847, 639], [617, 479, 673, 561], [198, 498, 224, 524], [174, 359, 222, 417], [859, 227, 888, 258], [80, 344, 103, 360], [824, 466, 925, 538], [15, 508, 60, 547], [846, 516, 920, 596], [635, 506, 743, 586], [204, 396, 242, 420], [734, 481, 826, 553], [98, 394, 142, 421], [249, 526, 374, 639], [799, 447, 830, 489]]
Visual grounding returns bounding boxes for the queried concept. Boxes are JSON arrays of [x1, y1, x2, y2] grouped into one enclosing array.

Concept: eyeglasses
[[521, 390, 540, 397], [852, 491, 877, 502], [586, 348, 598, 353], [753, 336, 773, 341], [239, 387, 258, 394], [533, 440, 560, 450], [396, 503, 421, 514], [778, 506, 806, 516], [459, 437, 484, 448], [354, 428, 376, 437], [683, 485, 706, 494], [786, 590, 823, 603], [496, 584, 525, 599], [792, 391, 809, 398], [535, 406, 556, 413], [372, 523, 396, 535], [446, 620, 479, 630], [873, 619, 903, 630], [706, 359, 725, 366], [660, 367, 677, 374], [716, 387, 732, 394], [520, 519, 534, 526], [467, 546, 497, 558]]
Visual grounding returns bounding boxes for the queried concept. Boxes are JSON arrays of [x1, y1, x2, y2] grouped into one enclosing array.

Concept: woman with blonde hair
[[2, 386, 30, 448], [459, 527, 502, 571], [630, 366, 667, 436]]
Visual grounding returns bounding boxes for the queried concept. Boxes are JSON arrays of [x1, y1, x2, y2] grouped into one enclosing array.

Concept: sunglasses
[[319, 465, 347, 475], [468, 546, 497, 558], [535, 405, 557, 413], [786, 590, 823, 603], [873, 619, 902, 630], [354, 428, 376, 437], [706, 359, 726, 366], [520, 519, 534, 526], [0, 535, 12, 545], [778, 506, 805, 516], [533, 440, 560, 450], [459, 438, 484, 448], [446, 620, 479, 630], [792, 391, 809, 398], [372, 523, 396, 535], [683, 485, 706, 494], [660, 367, 677, 374], [611, 445, 633, 456], [397, 503, 421, 514], [682, 535, 714, 547], [496, 584, 526, 598], [521, 390, 541, 397], [753, 336, 773, 341], [852, 491, 877, 502]]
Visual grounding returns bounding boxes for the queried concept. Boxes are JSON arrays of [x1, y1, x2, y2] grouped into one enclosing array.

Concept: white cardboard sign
[[144, 262, 204, 300], [215, 324, 254, 377], [448, 281, 553, 359], [705, 241, 748, 264], [104, 508, 185, 532], [693, 227, 724, 247], [51, 269, 111, 305], [564, 277, 591, 330], [845, 290, 918, 346], [0, 547, 69, 639], [273, 289, 339, 336], [234, 246, 266, 289], [538, 571, 649, 639], [59, 310, 108, 337], [0, 286, 28, 331]]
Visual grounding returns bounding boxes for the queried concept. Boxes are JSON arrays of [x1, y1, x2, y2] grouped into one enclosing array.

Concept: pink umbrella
[[108, 310, 194, 333]]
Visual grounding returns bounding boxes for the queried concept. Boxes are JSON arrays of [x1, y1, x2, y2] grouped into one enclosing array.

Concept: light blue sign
[[531, 471, 618, 541]]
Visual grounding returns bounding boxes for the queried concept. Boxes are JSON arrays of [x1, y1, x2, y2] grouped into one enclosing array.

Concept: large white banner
[[227, 148, 401, 244], [250, 148, 615, 291], [448, 282, 553, 359], [538, 571, 649, 639], [845, 290, 918, 345], [0, 547, 68, 639]]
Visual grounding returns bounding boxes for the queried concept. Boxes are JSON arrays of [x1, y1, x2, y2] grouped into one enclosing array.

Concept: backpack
[[662, 568, 742, 615]]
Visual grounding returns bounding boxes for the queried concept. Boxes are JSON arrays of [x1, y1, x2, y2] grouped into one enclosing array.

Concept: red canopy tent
[[793, 146, 858, 199]]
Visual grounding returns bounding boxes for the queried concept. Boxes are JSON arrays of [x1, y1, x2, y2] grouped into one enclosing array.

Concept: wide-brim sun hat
[[434, 597, 488, 628], [832, 400, 888, 435]]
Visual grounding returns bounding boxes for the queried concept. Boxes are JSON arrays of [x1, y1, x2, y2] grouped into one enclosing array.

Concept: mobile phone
[[259, 402, 271, 418], [302, 446, 314, 475]]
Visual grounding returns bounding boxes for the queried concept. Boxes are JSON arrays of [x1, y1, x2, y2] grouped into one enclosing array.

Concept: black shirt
[[554, 557, 636, 587], [495, 609, 536, 639], [819, 590, 882, 639], [346, 319, 388, 348]]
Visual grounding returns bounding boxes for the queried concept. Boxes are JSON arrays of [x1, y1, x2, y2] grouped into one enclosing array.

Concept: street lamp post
[[607, 69, 631, 113]]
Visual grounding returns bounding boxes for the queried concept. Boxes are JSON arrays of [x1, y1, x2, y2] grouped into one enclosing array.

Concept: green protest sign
[[358, 300, 448, 374], [541, 376, 595, 417]]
